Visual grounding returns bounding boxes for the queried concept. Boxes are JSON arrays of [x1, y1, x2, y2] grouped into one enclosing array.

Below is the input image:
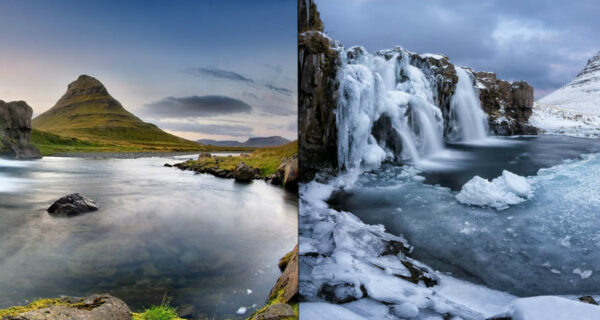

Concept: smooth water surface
[[0, 155, 297, 318]]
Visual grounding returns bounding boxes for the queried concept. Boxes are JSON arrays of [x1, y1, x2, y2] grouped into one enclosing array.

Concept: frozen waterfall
[[336, 47, 489, 171], [449, 66, 489, 141]]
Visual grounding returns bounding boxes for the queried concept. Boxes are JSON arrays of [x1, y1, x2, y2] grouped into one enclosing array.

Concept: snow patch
[[493, 296, 600, 320]]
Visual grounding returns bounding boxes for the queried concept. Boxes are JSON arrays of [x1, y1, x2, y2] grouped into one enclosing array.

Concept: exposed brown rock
[[0, 100, 42, 159], [475, 71, 537, 135], [5, 294, 131, 320], [298, 0, 323, 33]]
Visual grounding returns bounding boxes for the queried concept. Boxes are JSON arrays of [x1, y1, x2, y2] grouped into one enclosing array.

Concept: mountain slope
[[532, 51, 600, 137], [537, 51, 600, 114], [32, 75, 200, 150], [197, 136, 291, 148]]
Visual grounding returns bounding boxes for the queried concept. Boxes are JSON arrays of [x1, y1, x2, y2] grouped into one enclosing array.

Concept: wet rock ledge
[[169, 143, 299, 191]]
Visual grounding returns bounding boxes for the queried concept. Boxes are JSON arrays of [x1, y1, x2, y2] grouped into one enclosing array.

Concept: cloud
[[265, 84, 294, 96], [156, 121, 254, 137], [145, 95, 252, 117], [185, 67, 255, 83], [315, 0, 600, 98], [259, 105, 297, 116]]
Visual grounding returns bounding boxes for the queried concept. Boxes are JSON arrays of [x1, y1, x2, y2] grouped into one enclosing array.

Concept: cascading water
[[450, 66, 489, 141], [336, 47, 446, 170]]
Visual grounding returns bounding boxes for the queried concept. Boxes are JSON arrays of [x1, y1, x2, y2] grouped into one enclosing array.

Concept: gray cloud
[[145, 95, 252, 117], [265, 84, 293, 96], [316, 0, 600, 98], [156, 121, 254, 137], [185, 67, 255, 83], [260, 105, 297, 116]]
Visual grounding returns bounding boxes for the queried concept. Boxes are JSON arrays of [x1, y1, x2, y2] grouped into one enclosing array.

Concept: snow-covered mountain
[[538, 51, 600, 114], [532, 51, 600, 137]]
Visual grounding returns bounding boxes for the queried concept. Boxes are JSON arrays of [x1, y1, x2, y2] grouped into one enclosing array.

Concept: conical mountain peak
[[62, 74, 109, 100]]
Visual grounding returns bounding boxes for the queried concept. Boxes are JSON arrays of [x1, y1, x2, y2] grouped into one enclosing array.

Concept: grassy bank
[[180, 140, 298, 177], [30, 129, 253, 156]]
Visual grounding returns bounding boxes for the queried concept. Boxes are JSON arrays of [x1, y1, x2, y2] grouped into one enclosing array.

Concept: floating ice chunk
[[573, 268, 593, 279], [455, 170, 533, 210], [493, 296, 600, 320], [236, 307, 247, 314], [246, 289, 253, 295], [495, 170, 533, 198]]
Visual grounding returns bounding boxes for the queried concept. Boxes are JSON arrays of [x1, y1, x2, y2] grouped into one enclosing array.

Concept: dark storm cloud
[[265, 84, 293, 96], [316, 0, 600, 98], [156, 121, 253, 137], [145, 95, 252, 117], [185, 67, 255, 84]]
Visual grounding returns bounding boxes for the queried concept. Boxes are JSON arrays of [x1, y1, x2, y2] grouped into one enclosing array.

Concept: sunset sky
[[0, 0, 297, 141]]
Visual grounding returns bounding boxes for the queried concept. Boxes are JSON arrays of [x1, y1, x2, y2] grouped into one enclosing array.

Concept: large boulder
[[4, 294, 131, 320], [275, 154, 299, 190], [47, 193, 99, 217], [0, 100, 42, 159], [234, 162, 257, 182]]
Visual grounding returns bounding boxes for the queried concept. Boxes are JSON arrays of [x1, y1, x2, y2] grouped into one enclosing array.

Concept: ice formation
[[455, 170, 533, 210], [336, 47, 488, 170]]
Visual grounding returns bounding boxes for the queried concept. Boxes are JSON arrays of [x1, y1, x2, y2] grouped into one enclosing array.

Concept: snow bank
[[455, 170, 533, 210], [531, 103, 600, 138], [493, 296, 600, 320], [299, 180, 521, 319], [300, 303, 367, 320]]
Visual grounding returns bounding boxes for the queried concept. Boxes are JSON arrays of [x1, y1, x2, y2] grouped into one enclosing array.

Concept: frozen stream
[[329, 135, 600, 296]]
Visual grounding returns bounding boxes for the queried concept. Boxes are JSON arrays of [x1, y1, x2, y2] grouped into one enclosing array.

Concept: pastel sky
[[0, 0, 297, 141], [315, 0, 600, 99]]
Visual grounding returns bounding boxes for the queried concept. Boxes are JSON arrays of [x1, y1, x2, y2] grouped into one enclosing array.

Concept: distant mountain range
[[198, 136, 291, 148]]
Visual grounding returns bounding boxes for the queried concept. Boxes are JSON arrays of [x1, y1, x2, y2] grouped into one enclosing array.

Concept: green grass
[[30, 129, 254, 156], [132, 305, 183, 320], [185, 141, 298, 176]]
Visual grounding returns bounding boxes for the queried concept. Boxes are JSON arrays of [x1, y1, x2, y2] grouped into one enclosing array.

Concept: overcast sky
[[316, 0, 600, 98], [0, 0, 297, 141]]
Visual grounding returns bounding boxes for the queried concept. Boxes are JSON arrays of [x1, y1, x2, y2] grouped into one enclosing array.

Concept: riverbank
[[171, 141, 299, 190]]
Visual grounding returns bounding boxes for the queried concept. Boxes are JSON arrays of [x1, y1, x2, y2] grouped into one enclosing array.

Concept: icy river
[[329, 135, 600, 296]]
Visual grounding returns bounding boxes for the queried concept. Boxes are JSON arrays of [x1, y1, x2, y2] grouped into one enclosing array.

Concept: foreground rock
[[249, 245, 298, 320], [2, 294, 131, 320], [272, 154, 299, 190], [235, 162, 259, 182], [48, 193, 99, 216], [0, 100, 42, 159]]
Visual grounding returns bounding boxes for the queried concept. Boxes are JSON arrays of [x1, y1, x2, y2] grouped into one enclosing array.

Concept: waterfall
[[336, 47, 489, 171], [450, 66, 489, 141]]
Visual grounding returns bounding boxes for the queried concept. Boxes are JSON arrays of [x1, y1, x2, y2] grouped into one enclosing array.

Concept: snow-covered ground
[[299, 154, 600, 319], [532, 52, 600, 138], [530, 103, 600, 138]]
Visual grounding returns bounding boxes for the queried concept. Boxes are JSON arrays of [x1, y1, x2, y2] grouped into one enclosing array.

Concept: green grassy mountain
[[32, 75, 202, 152]]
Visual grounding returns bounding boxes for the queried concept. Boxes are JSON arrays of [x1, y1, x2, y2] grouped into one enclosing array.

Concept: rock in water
[[234, 162, 257, 181], [48, 193, 99, 216], [5, 294, 131, 320], [275, 154, 299, 190], [0, 100, 42, 159]]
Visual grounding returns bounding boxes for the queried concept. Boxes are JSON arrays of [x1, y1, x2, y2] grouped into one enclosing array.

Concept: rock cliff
[[0, 100, 42, 159], [298, 0, 537, 180], [475, 71, 537, 135]]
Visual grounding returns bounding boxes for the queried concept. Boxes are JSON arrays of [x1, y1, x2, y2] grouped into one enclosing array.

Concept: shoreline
[[43, 151, 239, 159]]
